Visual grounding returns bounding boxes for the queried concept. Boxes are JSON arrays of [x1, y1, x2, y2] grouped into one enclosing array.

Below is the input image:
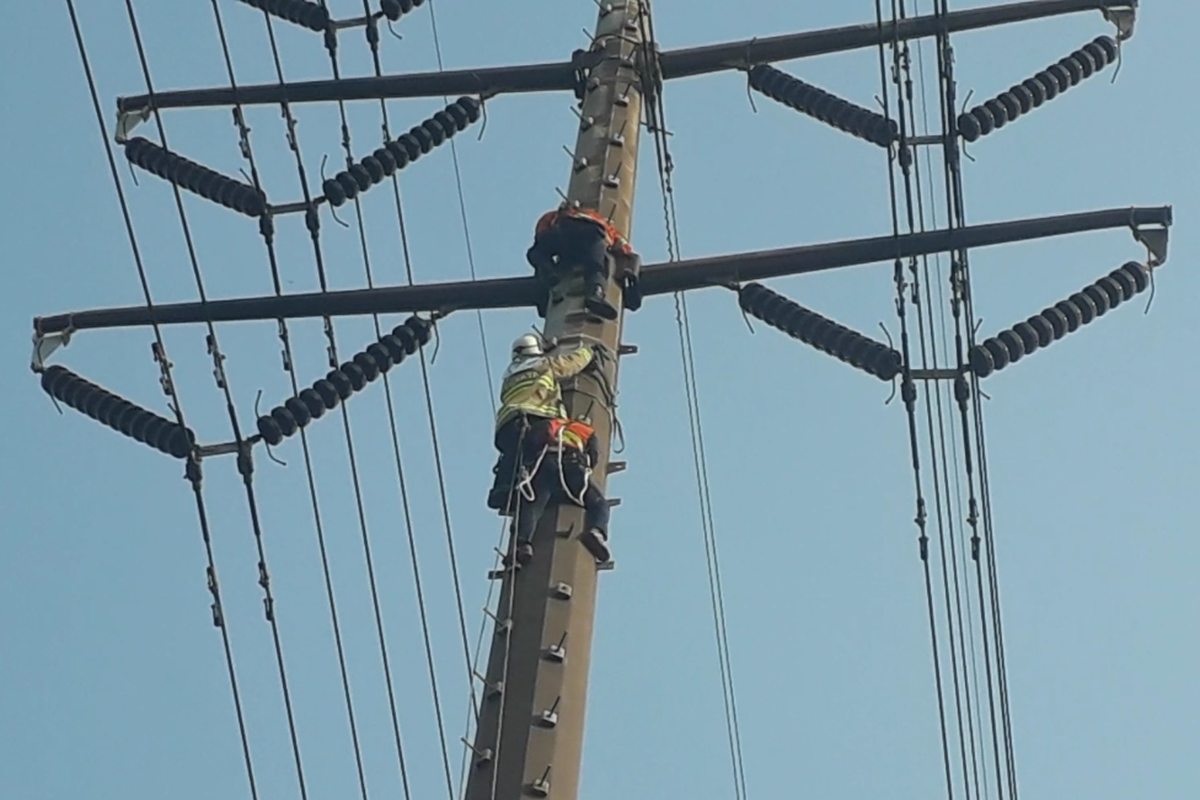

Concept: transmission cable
[[872, 3, 957, 798], [120, 2, 311, 797], [63, 4, 260, 798], [639, 6, 748, 798], [929, 1, 1020, 796], [213, 4, 418, 799], [902, 3, 988, 796]]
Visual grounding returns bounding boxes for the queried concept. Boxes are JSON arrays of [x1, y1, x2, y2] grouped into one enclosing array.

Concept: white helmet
[[511, 334, 543, 359]]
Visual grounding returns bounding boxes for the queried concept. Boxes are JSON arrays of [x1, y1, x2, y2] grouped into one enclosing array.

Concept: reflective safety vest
[[546, 418, 595, 454], [534, 207, 632, 254]]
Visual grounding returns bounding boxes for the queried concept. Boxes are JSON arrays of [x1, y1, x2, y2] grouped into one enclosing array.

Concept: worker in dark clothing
[[527, 204, 632, 322], [508, 415, 611, 565], [487, 333, 595, 515]]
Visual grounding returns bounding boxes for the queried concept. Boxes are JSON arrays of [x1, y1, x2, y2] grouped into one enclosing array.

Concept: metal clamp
[[30, 329, 71, 373]]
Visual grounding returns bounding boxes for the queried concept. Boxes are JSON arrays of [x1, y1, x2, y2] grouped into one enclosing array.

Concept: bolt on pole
[[463, 3, 645, 799]]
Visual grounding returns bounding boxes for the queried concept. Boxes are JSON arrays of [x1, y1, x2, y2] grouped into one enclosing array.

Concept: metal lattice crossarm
[[113, 0, 1135, 128], [31, 205, 1171, 339]]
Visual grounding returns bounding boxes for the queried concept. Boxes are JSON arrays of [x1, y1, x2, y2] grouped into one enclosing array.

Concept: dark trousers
[[512, 455, 609, 544], [488, 416, 530, 513], [526, 217, 611, 286]]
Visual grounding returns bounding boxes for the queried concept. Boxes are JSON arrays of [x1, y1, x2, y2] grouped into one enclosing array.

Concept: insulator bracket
[[30, 329, 72, 373]]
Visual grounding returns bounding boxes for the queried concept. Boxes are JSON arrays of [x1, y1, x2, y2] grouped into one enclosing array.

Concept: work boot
[[580, 528, 611, 563], [584, 285, 619, 321], [502, 541, 534, 567]]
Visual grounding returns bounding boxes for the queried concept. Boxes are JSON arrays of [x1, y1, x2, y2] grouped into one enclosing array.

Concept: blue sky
[[2, 2, 1197, 799]]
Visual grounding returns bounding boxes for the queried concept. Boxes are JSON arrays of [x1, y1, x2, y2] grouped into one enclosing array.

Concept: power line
[[119, 2, 312, 797], [63, 4, 261, 798]]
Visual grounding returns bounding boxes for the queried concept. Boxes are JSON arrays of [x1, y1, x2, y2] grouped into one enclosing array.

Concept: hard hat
[[511, 334, 543, 359]]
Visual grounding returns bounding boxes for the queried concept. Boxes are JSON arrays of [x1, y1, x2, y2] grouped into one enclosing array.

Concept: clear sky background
[[2, 2, 1197, 799]]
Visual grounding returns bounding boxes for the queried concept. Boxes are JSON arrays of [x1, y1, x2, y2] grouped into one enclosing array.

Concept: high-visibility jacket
[[495, 346, 594, 432], [534, 207, 632, 254]]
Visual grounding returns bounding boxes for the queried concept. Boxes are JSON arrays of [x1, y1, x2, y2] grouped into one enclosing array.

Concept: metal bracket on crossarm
[[30, 328, 71, 373], [1133, 219, 1169, 268], [1103, 5, 1137, 42]]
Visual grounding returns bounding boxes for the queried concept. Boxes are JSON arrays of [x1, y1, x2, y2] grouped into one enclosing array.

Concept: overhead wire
[[639, 5, 748, 798], [119, 1, 311, 797], [905, 2, 987, 796], [871, 3, 957, 798], [929, 1, 1020, 796], [212, 3, 423, 799], [63, 4, 260, 798]]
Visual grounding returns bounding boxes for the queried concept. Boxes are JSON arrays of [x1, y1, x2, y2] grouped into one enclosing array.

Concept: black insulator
[[257, 417, 282, 444], [237, 0, 330, 31], [1055, 300, 1084, 332], [271, 406, 299, 438], [39, 365, 195, 458], [997, 329, 1026, 362], [124, 137, 266, 217], [336, 172, 360, 203], [366, 343, 394, 373], [1095, 275, 1125, 308], [322, 98, 481, 206], [1082, 284, 1111, 316], [984, 98, 1010, 130], [353, 352, 381, 382], [967, 260, 1151, 377], [349, 163, 373, 191], [327, 370, 354, 400], [969, 345, 996, 377], [433, 111, 458, 138], [956, 35, 1117, 142], [285, 397, 313, 428], [1070, 291, 1099, 323], [1040, 306, 1070, 339], [1022, 77, 1048, 108], [1008, 84, 1036, 114], [322, 178, 347, 207], [379, 334, 409, 363], [299, 388, 328, 418], [422, 118, 447, 146], [342, 362, 368, 391], [738, 282, 902, 381], [747, 64, 898, 149], [1027, 314, 1056, 347], [396, 133, 422, 161], [982, 338, 1010, 372], [1121, 261, 1151, 293], [381, 0, 422, 21], [1013, 321, 1041, 354], [373, 147, 397, 176], [313, 379, 341, 409], [409, 124, 435, 153]]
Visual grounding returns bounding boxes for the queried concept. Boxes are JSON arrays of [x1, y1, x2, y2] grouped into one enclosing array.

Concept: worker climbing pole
[[464, 2, 646, 798]]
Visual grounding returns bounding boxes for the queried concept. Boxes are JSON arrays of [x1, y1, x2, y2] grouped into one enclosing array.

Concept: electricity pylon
[[31, 2, 1171, 799]]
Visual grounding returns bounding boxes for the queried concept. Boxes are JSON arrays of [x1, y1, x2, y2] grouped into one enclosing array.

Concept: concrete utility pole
[[463, 3, 645, 799]]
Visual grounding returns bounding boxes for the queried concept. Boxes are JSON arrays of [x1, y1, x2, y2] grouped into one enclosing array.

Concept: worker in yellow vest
[[526, 203, 632, 321], [487, 333, 596, 515], [508, 414, 611, 565]]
